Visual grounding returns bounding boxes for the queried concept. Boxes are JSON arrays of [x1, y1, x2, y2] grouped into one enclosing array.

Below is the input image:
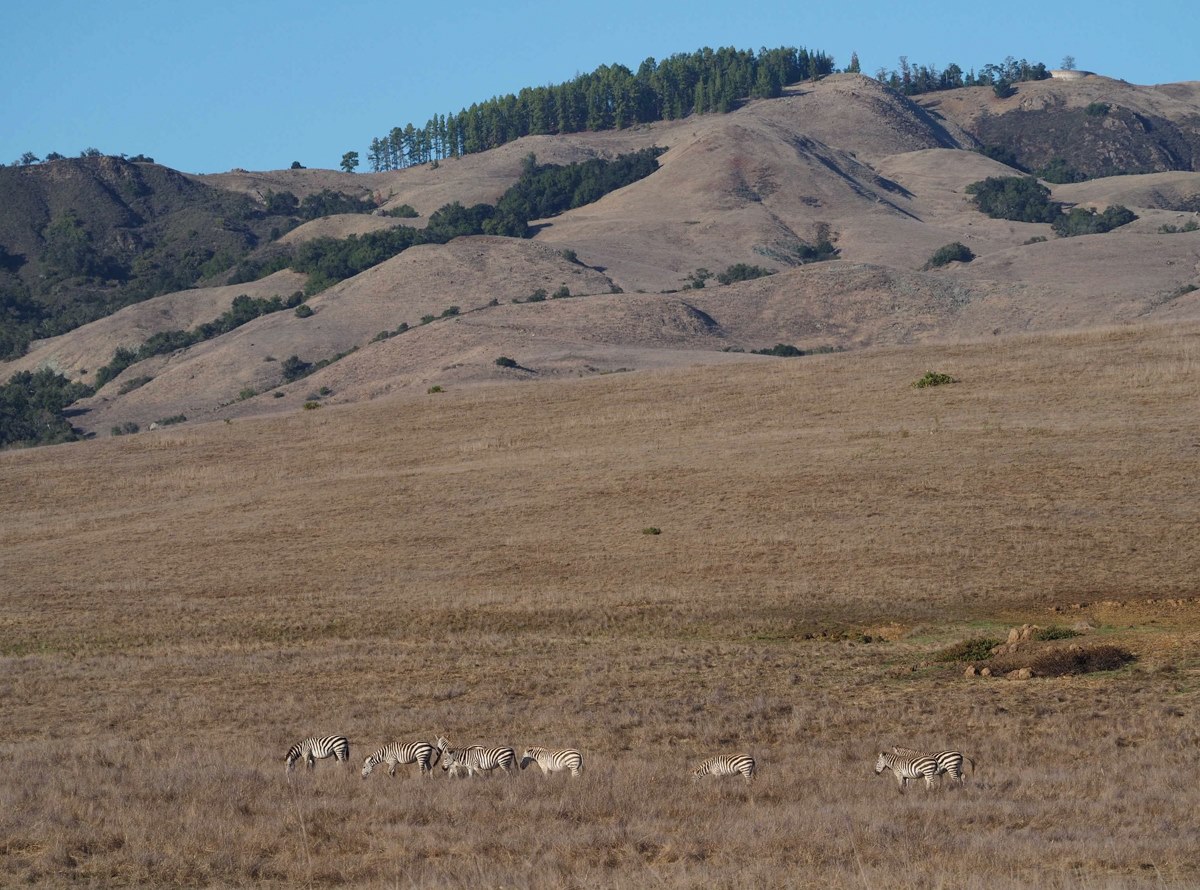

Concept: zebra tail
[[967, 756, 977, 776]]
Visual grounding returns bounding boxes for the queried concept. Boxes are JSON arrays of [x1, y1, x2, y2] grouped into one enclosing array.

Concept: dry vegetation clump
[[982, 642, 1136, 678]]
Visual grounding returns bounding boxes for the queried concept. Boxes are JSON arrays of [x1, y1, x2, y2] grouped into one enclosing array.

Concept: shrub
[[154, 414, 186, 426], [1052, 205, 1137, 237], [552, 285, 571, 298], [924, 242, 975, 269], [303, 401, 321, 410], [281, 355, 313, 382], [966, 176, 1058, 223], [420, 315, 436, 324], [1038, 157, 1086, 184], [934, 637, 1001, 662], [1085, 101, 1111, 116], [987, 644, 1134, 677], [117, 375, 153, 395], [993, 80, 1016, 99], [440, 306, 460, 317], [642, 527, 662, 535], [238, 388, 257, 401], [427, 385, 443, 394], [383, 204, 419, 218], [525, 290, 547, 303], [914, 371, 957, 388], [294, 303, 314, 318], [495, 356, 518, 368], [111, 421, 139, 436], [1158, 220, 1199, 234], [717, 263, 775, 285], [1033, 625, 1080, 641]]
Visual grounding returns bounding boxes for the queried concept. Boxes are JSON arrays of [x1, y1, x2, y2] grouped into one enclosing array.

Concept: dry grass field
[[2, 321, 1200, 888]]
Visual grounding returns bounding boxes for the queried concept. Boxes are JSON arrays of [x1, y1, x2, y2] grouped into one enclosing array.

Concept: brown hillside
[[7, 73, 1200, 439]]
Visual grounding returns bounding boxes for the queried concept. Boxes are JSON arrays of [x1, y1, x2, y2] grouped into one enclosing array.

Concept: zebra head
[[873, 753, 889, 775], [440, 746, 460, 772], [361, 756, 377, 779], [518, 748, 539, 770]]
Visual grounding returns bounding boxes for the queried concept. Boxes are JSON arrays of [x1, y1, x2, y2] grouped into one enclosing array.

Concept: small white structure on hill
[[1049, 69, 1095, 80]]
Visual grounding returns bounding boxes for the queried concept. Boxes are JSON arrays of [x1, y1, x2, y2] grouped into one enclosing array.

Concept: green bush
[[1084, 102, 1110, 117], [1038, 157, 1086, 184], [238, 387, 257, 401], [914, 371, 957, 388], [966, 176, 1058, 223], [294, 303, 314, 318], [117, 375, 153, 395], [924, 242, 975, 269], [933, 637, 1001, 662], [427, 385, 443, 394], [154, 414, 187, 426], [303, 401, 321, 410], [717, 263, 775, 285], [642, 527, 662, 535], [524, 290, 547, 303], [1033, 626, 1081, 641], [383, 204, 419, 218], [495, 356, 518, 368], [1052, 205, 1137, 237], [111, 421, 139, 436], [1158, 220, 1199, 234], [440, 305, 460, 317], [552, 285, 571, 298]]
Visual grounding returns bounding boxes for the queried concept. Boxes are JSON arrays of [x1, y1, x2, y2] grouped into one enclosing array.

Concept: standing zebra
[[520, 747, 584, 777], [693, 754, 756, 783], [874, 751, 939, 790], [285, 736, 350, 773], [361, 741, 440, 779], [436, 737, 516, 777], [892, 745, 975, 786]]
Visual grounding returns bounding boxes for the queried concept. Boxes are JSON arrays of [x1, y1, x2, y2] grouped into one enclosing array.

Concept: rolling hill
[[3, 72, 1200, 439]]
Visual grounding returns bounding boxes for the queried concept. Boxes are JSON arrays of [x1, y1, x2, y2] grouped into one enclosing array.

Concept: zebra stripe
[[520, 747, 584, 777], [693, 754, 756, 782], [892, 745, 975, 785], [436, 737, 516, 776], [285, 735, 350, 773], [874, 752, 939, 789], [361, 741, 439, 779]]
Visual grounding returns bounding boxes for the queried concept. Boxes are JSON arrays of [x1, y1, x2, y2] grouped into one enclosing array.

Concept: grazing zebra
[[692, 754, 756, 783], [285, 736, 350, 773], [892, 745, 975, 786], [874, 751, 939, 790], [520, 747, 584, 777], [361, 741, 440, 779], [436, 737, 516, 777]]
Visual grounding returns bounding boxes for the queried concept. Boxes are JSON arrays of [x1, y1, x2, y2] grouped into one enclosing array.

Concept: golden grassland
[[2, 321, 1199, 888]]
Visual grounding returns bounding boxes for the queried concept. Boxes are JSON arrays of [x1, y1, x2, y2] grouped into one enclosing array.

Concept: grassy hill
[[2, 319, 1198, 886]]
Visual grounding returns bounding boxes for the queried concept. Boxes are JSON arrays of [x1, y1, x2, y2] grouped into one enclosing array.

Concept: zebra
[[361, 741, 440, 779], [520, 747, 584, 777], [285, 736, 350, 773], [436, 737, 516, 777], [692, 754, 756, 783], [874, 751, 939, 790], [892, 745, 975, 786]]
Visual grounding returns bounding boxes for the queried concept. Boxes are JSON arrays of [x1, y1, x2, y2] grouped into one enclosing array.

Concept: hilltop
[[2, 71, 1200, 439]]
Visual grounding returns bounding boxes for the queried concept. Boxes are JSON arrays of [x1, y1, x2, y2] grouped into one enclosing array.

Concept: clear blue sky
[[2, 0, 1194, 175]]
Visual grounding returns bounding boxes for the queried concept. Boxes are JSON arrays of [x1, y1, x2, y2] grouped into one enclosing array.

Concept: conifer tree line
[[873, 55, 1049, 97], [366, 46, 834, 172]]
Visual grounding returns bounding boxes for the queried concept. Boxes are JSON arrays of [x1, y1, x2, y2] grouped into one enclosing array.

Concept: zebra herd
[[287, 736, 974, 791], [284, 735, 584, 780]]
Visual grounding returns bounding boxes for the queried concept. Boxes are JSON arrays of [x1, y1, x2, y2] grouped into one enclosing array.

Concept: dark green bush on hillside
[[1052, 205, 1137, 237], [0, 368, 93, 448], [717, 263, 775, 284], [924, 242, 975, 269], [966, 176, 1059, 223], [1038, 157, 1087, 184]]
